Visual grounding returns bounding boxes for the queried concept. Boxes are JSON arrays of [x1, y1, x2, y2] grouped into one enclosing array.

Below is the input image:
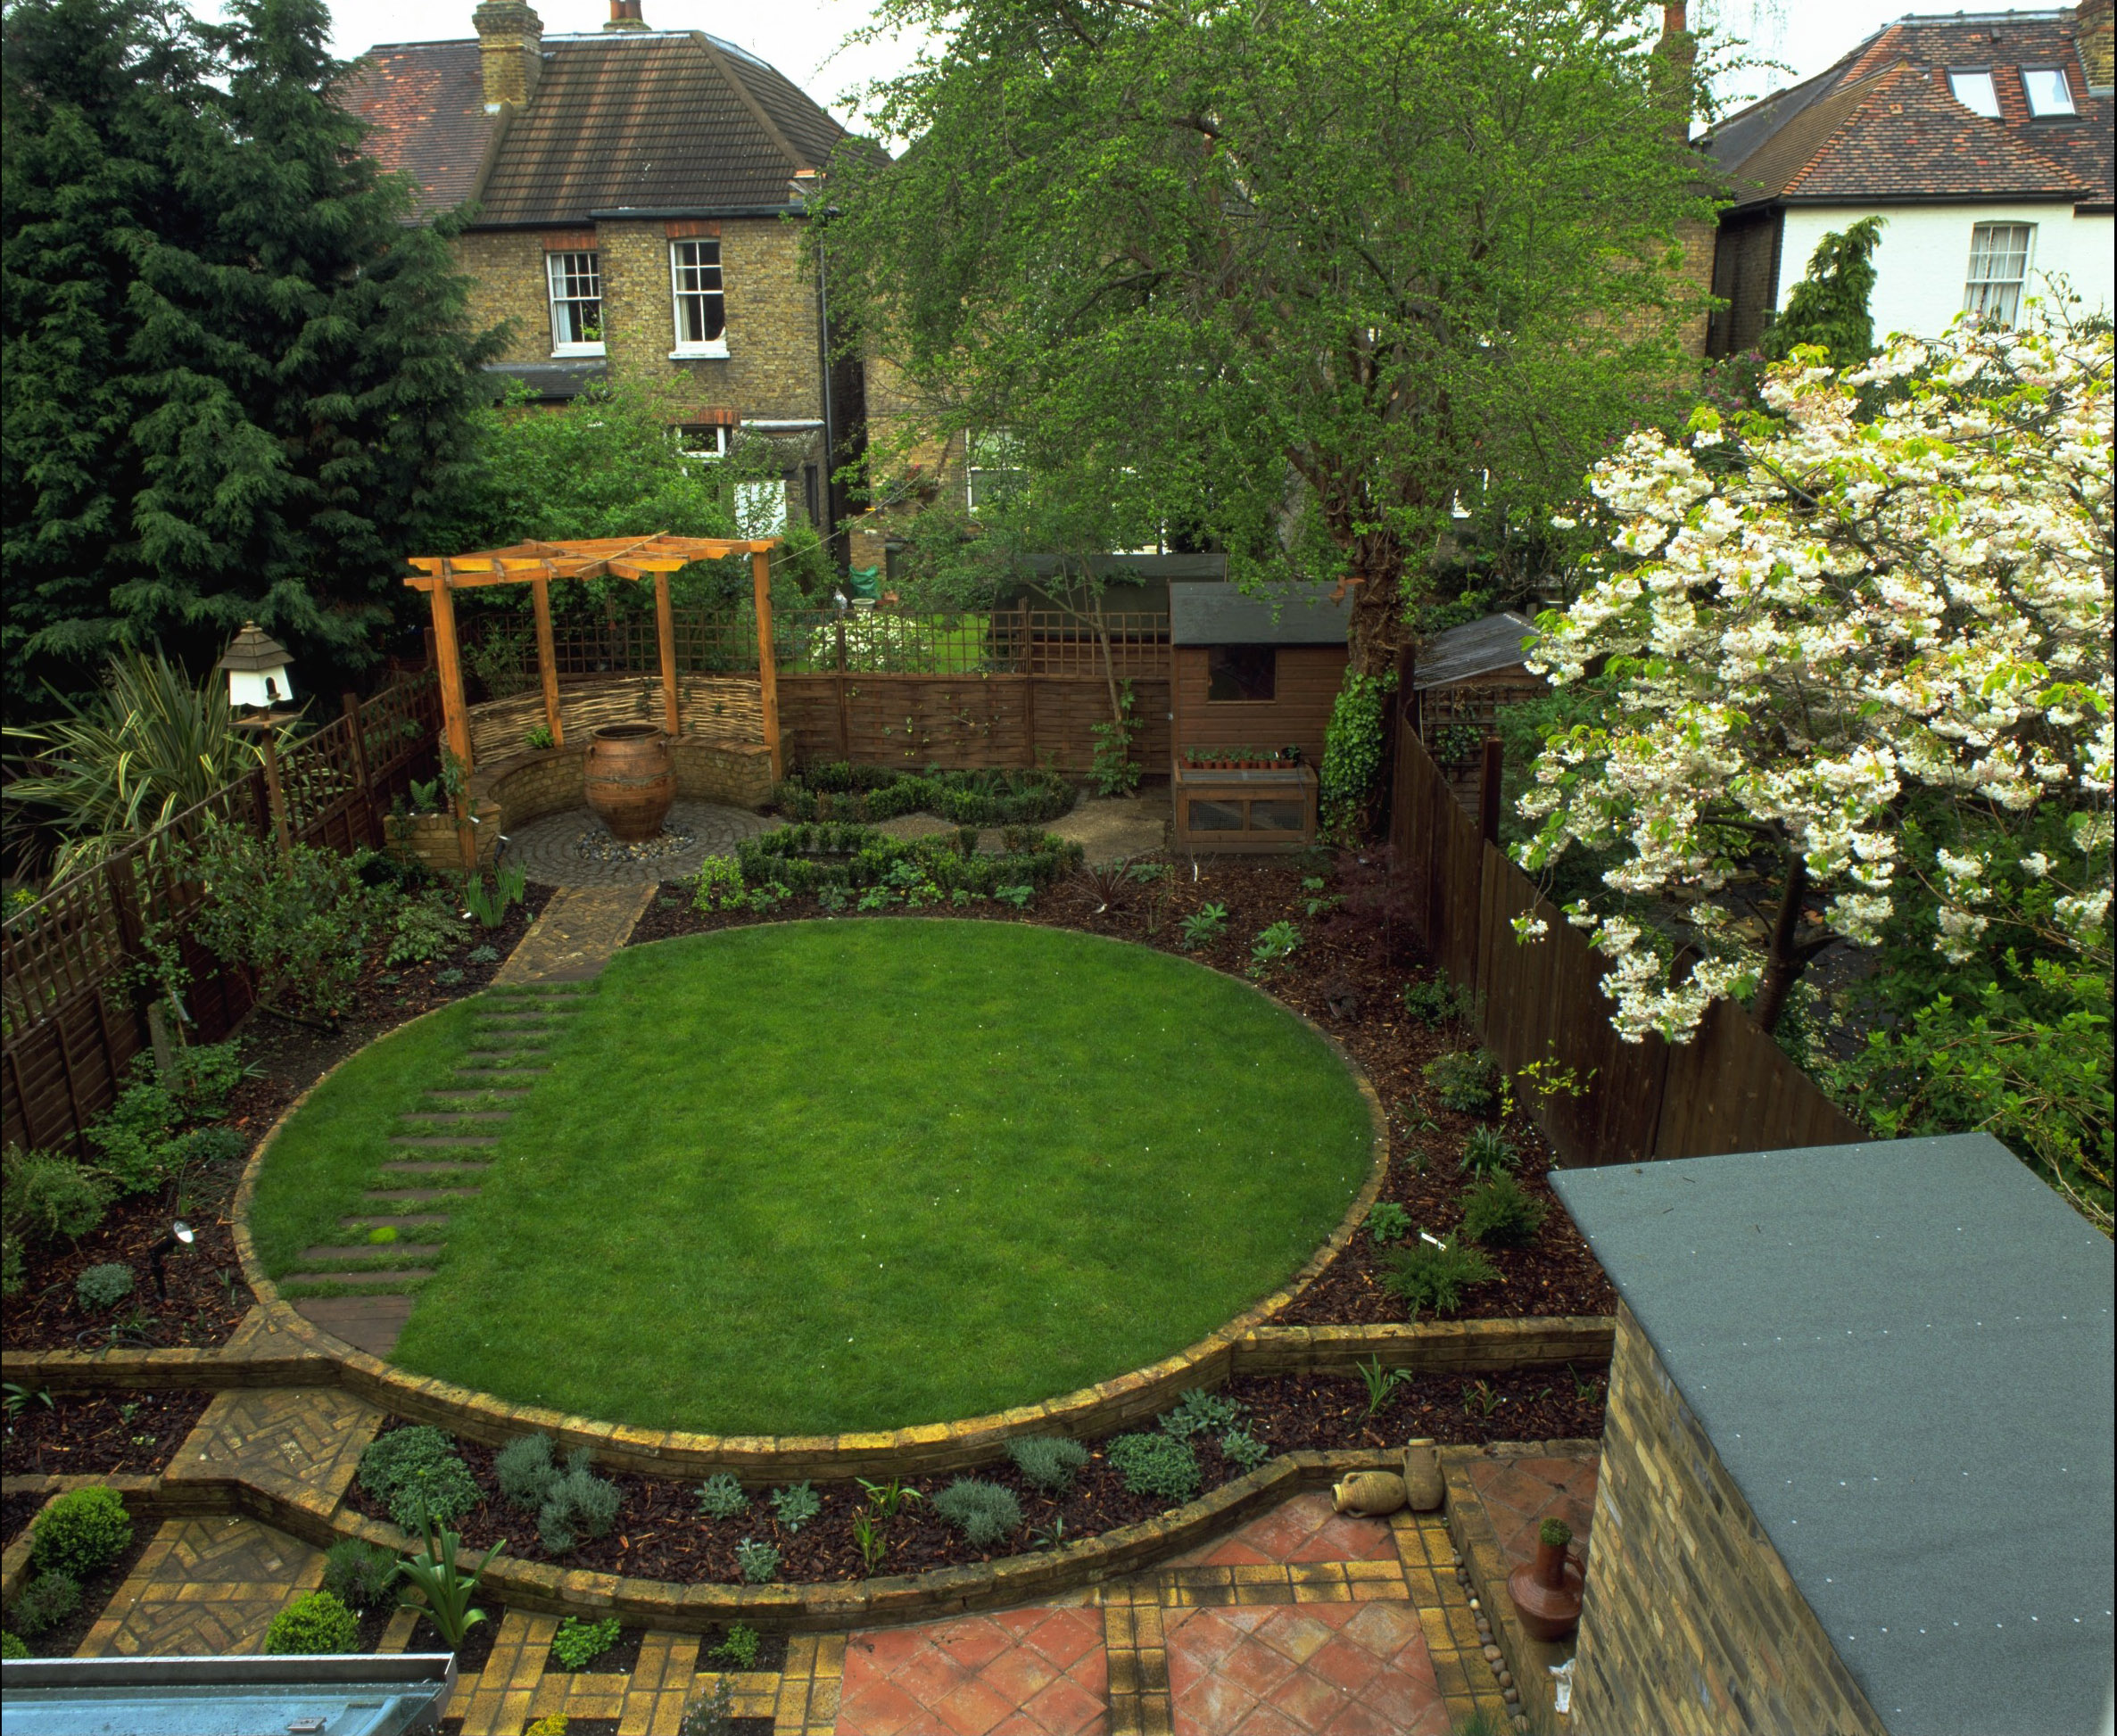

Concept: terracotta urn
[[584, 723, 674, 841], [1507, 1519, 1584, 1641]]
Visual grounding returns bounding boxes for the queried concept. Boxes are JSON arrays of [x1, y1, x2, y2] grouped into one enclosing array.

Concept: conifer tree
[[2, 0, 498, 712], [1760, 217, 1885, 364]]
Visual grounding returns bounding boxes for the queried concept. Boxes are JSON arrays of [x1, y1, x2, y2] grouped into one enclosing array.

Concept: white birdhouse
[[217, 623, 296, 711]]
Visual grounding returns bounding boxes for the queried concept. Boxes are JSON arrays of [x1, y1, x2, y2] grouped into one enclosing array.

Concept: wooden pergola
[[403, 533, 783, 782]]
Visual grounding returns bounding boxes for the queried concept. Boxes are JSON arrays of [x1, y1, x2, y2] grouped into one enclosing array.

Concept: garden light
[[146, 1219, 194, 1302]]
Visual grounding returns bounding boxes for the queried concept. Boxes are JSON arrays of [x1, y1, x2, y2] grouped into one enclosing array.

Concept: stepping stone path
[[280, 884, 653, 1356]]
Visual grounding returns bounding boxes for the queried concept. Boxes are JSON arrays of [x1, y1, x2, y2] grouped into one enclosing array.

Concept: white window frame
[[965, 429, 1025, 515], [669, 239, 728, 359], [2022, 67, 2077, 116], [1947, 70, 2001, 118], [1963, 222, 2035, 326], [546, 251, 604, 356], [676, 423, 732, 460]]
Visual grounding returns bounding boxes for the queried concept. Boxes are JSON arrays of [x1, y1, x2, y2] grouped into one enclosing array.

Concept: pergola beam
[[402, 530, 783, 794]]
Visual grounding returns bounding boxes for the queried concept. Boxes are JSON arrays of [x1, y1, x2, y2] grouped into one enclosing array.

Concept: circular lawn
[[246, 920, 1377, 1434]]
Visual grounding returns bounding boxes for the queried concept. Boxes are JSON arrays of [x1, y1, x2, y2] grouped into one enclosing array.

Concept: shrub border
[[2, 1446, 1423, 1632]]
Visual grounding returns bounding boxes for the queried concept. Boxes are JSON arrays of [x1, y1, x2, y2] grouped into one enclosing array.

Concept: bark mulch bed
[[9, 1524, 155, 1657], [1, 1388, 212, 1478], [696, 1625, 790, 1673], [346, 1364, 1604, 1590], [407, 1603, 508, 1672], [4, 886, 550, 1354], [4, 1488, 46, 1547], [632, 852, 1617, 1328]]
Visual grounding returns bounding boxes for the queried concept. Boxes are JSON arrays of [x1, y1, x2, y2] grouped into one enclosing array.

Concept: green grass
[[250, 920, 1375, 1434]]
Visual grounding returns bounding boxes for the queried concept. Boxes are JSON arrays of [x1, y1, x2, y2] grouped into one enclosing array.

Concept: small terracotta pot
[[1507, 1536, 1584, 1641], [584, 723, 674, 841]]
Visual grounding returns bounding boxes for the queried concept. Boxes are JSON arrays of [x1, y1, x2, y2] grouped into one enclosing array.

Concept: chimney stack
[[473, 0, 542, 109], [2079, 0, 2113, 91], [604, 0, 647, 30], [1654, 0, 1699, 137]]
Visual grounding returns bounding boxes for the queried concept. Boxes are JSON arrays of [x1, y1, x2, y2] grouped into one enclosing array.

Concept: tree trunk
[[1750, 852, 1811, 1034], [1344, 545, 1409, 680]]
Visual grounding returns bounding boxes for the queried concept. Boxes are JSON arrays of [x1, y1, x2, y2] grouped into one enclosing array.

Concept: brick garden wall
[[1570, 1304, 1890, 1736]]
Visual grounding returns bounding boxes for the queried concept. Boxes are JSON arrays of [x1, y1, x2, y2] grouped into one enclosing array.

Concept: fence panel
[[1385, 700, 1858, 1167], [2, 674, 441, 1155], [1653, 997, 1864, 1159]]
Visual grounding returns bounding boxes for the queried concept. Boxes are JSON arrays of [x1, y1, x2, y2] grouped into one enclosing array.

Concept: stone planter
[[389, 801, 500, 873]]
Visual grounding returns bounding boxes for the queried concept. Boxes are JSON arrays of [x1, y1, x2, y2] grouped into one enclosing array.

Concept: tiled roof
[[340, 41, 496, 217], [347, 29, 852, 226], [1702, 7, 2113, 210]]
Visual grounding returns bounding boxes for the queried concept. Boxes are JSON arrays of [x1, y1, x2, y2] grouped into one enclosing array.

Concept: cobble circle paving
[[500, 800, 768, 887]]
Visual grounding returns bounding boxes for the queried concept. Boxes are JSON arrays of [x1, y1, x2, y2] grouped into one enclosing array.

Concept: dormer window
[[1947, 70, 2001, 117], [2022, 67, 2076, 115], [547, 251, 604, 356]]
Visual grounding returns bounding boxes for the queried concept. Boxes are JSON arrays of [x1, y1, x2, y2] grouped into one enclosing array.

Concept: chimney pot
[[1663, 2, 1686, 32], [604, 0, 648, 29]]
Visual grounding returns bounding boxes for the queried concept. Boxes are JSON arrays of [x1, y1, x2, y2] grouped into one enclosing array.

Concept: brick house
[[1699, 0, 2114, 355], [343, 0, 868, 551]]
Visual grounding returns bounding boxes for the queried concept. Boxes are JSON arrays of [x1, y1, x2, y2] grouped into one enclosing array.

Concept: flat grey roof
[[1551, 1135, 2114, 1736], [1169, 582, 1352, 647], [1412, 610, 1538, 689]]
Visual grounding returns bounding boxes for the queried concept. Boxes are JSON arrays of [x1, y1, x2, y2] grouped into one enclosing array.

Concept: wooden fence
[[1387, 695, 1862, 1167], [462, 605, 1175, 774], [2, 676, 442, 1157]]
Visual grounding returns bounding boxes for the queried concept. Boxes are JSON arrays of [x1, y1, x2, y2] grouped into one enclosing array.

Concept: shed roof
[[1169, 583, 1352, 648], [1551, 1135, 2114, 1736], [1412, 612, 1538, 690]]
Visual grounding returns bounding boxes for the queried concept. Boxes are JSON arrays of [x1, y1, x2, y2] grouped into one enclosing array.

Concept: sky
[[270, 0, 2065, 129]]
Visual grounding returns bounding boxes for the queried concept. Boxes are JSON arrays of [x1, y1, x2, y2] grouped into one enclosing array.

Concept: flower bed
[[339, 1364, 1602, 1586], [0, 1389, 211, 1478], [3, 885, 550, 1354]]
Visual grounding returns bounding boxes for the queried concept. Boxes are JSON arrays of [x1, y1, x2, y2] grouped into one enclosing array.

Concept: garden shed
[[1550, 1135, 2114, 1736], [1169, 581, 1350, 853], [1411, 610, 1541, 744]]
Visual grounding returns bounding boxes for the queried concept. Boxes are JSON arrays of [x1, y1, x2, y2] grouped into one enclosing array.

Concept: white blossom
[[1515, 318, 2113, 1041]]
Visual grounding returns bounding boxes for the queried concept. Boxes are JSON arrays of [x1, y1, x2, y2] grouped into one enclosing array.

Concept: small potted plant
[[1507, 1517, 1584, 1640]]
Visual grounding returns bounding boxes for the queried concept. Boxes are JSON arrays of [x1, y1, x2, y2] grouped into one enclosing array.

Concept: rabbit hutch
[[1170, 582, 1351, 854]]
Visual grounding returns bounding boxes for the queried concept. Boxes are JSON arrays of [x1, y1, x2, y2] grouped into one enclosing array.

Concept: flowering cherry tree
[[1514, 318, 2113, 1045]]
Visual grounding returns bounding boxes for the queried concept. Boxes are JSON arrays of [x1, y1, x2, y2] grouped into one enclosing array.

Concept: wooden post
[[751, 548, 782, 779], [257, 724, 294, 861], [531, 574, 564, 747], [341, 692, 377, 847], [426, 566, 479, 872], [654, 570, 681, 740], [834, 614, 851, 760], [1478, 733, 1504, 849]]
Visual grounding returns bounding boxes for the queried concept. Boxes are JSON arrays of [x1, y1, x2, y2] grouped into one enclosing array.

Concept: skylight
[[2022, 67, 2076, 115], [1948, 70, 2001, 117]]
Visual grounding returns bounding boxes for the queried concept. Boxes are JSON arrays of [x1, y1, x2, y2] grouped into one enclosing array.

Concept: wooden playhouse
[[1169, 582, 1351, 853]]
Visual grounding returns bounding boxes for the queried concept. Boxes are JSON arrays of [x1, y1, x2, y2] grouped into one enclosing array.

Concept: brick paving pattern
[[79, 1515, 324, 1657], [492, 883, 657, 983], [502, 800, 766, 888]]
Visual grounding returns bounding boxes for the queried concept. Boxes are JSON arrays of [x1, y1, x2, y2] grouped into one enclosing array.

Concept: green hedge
[[735, 823, 1082, 897], [772, 764, 1076, 827]]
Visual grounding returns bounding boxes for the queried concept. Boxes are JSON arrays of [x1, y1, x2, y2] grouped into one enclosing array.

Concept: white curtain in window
[[1963, 223, 2033, 325]]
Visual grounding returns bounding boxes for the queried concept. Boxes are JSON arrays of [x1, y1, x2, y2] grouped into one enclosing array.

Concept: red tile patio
[[1167, 1491, 1402, 1569], [1164, 1602, 1450, 1736], [1462, 1454, 1597, 1567], [837, 1606, 1109, 1736]]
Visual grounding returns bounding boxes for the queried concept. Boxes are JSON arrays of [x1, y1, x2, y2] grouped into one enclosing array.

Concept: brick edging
[[216, 933, 1407, 1479]]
